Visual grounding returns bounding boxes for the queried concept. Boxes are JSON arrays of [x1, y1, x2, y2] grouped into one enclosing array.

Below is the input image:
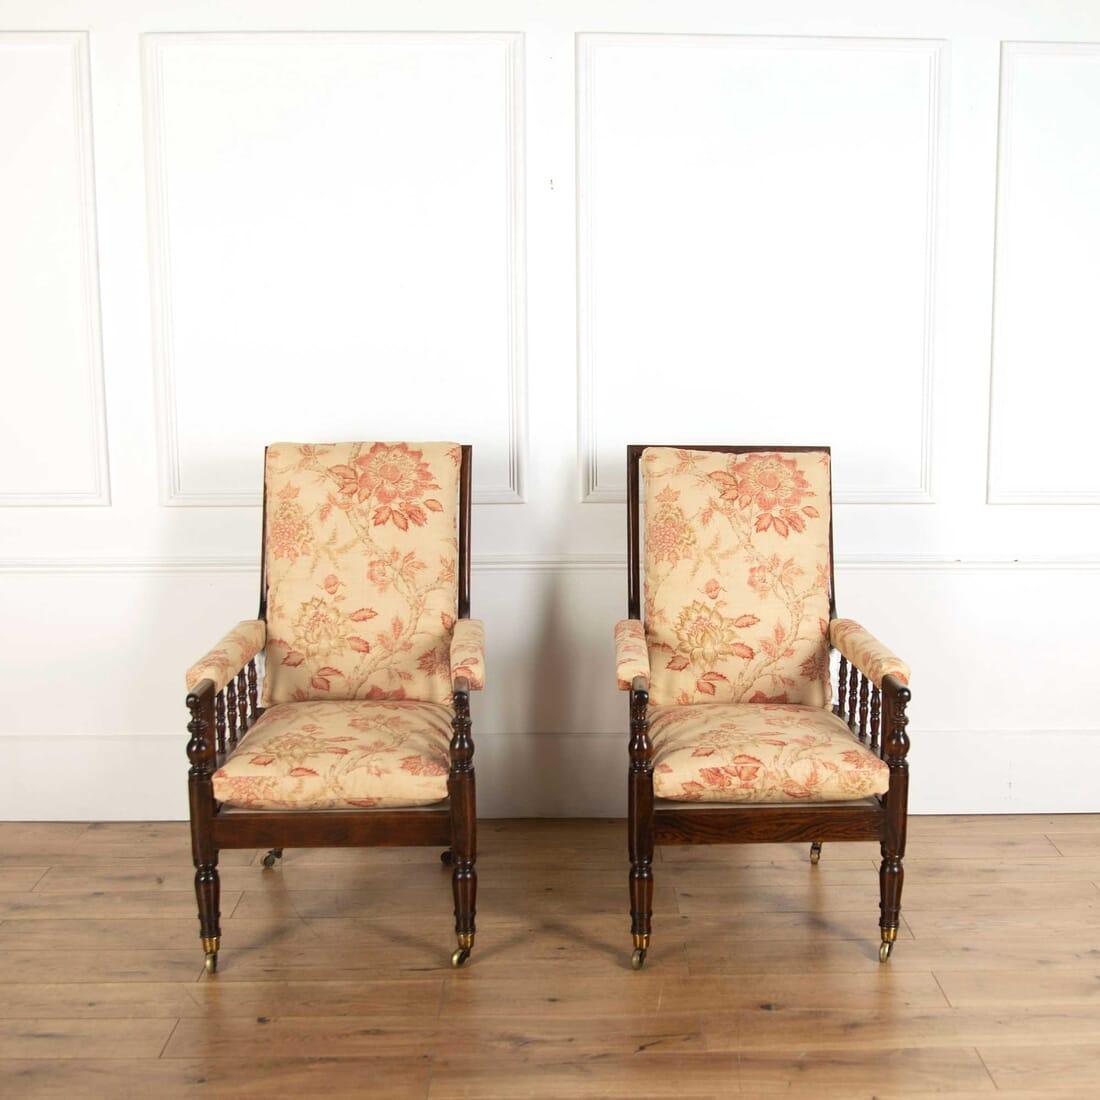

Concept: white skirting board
[[3, 729, 1097, 822]]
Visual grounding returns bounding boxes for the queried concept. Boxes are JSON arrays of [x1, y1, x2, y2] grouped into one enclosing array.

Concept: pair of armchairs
[[184, 441, 910, 973]]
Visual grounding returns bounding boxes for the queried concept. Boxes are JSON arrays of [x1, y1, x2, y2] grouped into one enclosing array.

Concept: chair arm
[[450, 618, 485, 691], [185, 620, 266, 694], [830, 619, 910, 689], [615, 619, 650, 691]]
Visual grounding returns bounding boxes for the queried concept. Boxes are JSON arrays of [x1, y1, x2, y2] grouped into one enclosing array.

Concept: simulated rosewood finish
[[184, 444, 478, 970], [654, 802, 883, 845], [628, 676, 654, 960], [623, 442, 912, 967], [448, 676, 477, 961], [835, 654, 848, 718]]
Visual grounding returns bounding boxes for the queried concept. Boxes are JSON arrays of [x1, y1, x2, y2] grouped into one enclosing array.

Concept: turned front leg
[[879, 675, 911, 961], [187, 683, 221, 973], [448, 680, 477, 967], [628, 678, 654, 968]]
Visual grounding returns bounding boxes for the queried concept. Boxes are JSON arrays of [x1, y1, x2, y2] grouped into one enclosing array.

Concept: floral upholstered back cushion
[[263, 442, 461, 705], [642, 447, 833, 708]]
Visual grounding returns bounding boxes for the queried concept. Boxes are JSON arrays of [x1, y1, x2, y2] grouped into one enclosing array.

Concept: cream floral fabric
[[450, 618, 485, 690], [642, 448, 833, 708], [186, 620, 266, 694], [263, 442, 461, 706], [650, 702, 889, 803], [212, 700, 452, 810], [830, 619, 910, 687], [615, 619, 651, 690]]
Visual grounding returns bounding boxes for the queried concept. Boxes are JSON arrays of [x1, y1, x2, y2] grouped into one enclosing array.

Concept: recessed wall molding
[[0, 31, 110, 506], [143, 31, 526, 507], [986, 41, 1100, 504], [576, 33, 944, 505]]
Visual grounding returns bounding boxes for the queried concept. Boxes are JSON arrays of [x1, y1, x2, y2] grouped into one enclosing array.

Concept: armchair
[[616, 445, 911, 968], [184, 442, 482, 972]]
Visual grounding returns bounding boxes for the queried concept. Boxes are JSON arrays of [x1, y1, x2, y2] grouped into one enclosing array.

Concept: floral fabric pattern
[[830, 619, 910, 688], [615, 619, 650, 690], [450, 618, 485, 690], [212, 700, 452, 810], [642, 448, 833, 708], [649, 702, 889, 803], [186, 620, 266, 694], [262, 442, 461, 706]]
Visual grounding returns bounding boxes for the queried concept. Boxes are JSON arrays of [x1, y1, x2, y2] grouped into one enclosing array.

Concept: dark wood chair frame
[[624, 444, 911, 969], [185, 445, 477, 972]]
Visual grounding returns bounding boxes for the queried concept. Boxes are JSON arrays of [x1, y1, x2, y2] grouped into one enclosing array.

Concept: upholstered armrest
[[450, 618, 485, 691], [185, 620, 266, 694], [615, 619, 650, 691], [830, 619, 910, 689]]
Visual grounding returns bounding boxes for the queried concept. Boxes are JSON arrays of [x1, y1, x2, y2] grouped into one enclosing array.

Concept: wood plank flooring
[[1, 815, 1099, 1097]]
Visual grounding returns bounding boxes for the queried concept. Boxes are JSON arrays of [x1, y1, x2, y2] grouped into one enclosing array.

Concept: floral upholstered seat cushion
[[642, 447, 833, 707], [262, 442, 462, 706], [212, 700, 452, 810], [649, 703, 889, 803]]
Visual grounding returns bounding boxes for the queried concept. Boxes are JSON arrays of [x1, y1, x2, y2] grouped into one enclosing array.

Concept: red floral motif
[[709, 453, 818, 538], [400, 754, 447, 777], [330, 443, 442, 531], [747, 691, 789, 704], [647, 487, 696, 566], [747, 555, 804, 599], [698, 755, 764, 790]]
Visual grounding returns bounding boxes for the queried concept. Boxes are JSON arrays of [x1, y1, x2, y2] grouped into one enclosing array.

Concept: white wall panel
[[1, 1, 1099, 821], [0, 32, 108, 504], [578, 35, 942, 503], [987, 43, 1100, 503], [144, 32, 525, 505]]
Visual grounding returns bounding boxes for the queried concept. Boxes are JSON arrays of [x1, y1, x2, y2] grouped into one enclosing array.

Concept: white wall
[[1, 0, 1099, 820]]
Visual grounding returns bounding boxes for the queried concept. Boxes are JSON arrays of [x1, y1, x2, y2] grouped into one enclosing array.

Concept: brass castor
[[261, 848, 283, 869], [450, 933, 474, 968], [631, 948, 647, 970], [809, 842, 822, 865], [440, 849, 453, 866], [202, 935, 219, 974], [879, 927, 897, 963]]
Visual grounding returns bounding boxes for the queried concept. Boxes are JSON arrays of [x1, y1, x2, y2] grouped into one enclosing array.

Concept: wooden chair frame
[[624, 444, 911, 968], [185, 445, 477, 972]]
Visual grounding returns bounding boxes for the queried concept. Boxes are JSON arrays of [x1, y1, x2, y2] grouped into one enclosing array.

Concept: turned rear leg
[[194, 857, 221, 973]]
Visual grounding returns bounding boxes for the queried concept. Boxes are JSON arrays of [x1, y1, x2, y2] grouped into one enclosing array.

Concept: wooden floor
[[2, 818, 1100, 1098]]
